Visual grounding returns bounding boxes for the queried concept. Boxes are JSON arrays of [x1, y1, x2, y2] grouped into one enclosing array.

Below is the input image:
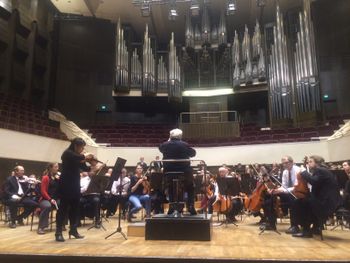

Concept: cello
[[244, 165, 266, 213], [292, 156, 310, 199]]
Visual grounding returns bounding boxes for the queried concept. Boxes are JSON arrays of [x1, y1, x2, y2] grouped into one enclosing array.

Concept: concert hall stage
[[0, 215, 349, 263]]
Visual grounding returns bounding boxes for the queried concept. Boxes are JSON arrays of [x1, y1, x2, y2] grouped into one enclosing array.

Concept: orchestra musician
[[127, 165, 151, 222], [292, 155, 342, 238], [342, 161, 350, 207], [55, 137, 94, 242], [79, 158, 105, 229], [342, 161, 350, 226], [108, 168, 130, 218], [268, 156, 301, 234], [211, 167, 243, 222], [37, 162, 60, 235], [3, 165, 39, 228], [137, 157, 148, 172], [159, 128, 197, 216]]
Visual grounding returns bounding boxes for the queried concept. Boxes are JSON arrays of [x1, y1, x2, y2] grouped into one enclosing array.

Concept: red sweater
[[40, 175, 51, 201]]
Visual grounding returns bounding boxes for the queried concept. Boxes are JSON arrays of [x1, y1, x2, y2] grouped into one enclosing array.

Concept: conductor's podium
[[145, 214, 212, 241]]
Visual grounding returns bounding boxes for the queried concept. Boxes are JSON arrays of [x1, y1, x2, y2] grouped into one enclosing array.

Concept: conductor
[[159, 128, 197, 215]]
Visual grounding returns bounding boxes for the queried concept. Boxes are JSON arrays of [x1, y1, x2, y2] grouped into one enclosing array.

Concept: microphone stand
[[105, 173, 127, 240]]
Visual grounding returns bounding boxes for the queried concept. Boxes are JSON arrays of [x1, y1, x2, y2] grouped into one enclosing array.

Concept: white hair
[[169, 128, 183, 139]]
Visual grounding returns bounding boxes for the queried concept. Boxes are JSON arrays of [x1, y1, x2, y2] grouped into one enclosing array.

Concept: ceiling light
[[168, 4, 178, 21], [227, 0, 236, 15], [256, 0, 266, 7], [182, 88, 234, 97], [141, 1, 151, 17], [190, 0, 200, 16]]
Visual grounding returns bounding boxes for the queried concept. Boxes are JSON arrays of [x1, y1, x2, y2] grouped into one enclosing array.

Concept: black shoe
[[68, 230, 84, 239], [9, 222, 16, 229], [260, 223, 276, 231], [285, 226, 300, 235], [94, 221, 101, 229], [292, 231, 313, 238], [17, 219, 24, 226], [188, 207, 197, 216], [37, 228, 46, 235], [167, 208, 174, 215], [311, 226, 322, 235], [55, 233, 65, 242], [127, 213, 133, 223]]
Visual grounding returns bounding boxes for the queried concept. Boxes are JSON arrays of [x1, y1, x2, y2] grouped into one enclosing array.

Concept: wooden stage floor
[[0, 214, 349, 263]]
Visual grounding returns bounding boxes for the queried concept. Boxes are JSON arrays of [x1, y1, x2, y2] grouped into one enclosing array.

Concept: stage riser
[[0, 255, 348, 263], [145, 215, 212, 241]]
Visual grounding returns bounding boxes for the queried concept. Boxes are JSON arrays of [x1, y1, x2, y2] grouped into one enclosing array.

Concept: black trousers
[[6, 197, 38, 224], [166, 173, 194, 208], [294, 198, 318, 231], [107, 195, 128, 216], [79, 194, 101, 222], [262, 194, 277, 227], [277, 192, 298, 227], [56, 197, 79, 233]]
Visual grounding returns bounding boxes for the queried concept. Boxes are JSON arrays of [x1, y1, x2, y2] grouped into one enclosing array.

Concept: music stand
[[105, 157, 127, 240], [85, 175, 110, 231]]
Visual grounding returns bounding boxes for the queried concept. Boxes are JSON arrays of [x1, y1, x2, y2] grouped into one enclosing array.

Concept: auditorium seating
[[86, 118, 344, 147], [0, 94, 67, 140]]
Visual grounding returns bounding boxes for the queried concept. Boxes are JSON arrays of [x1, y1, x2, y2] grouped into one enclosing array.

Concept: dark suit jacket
[[159, 138, 196, 174], [301, 167, 342, 220], [4, 176, 29, 200], [57, 149, 90, 200]]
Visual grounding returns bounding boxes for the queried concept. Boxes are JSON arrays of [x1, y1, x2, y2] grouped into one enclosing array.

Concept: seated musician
[[127, 165, 151, 222], [3, 165, 38, 228], [37, 163, 60, 234], [293, 155, 342, 238], [341, 161, 350, 225], [260, 165, 279, 231], [210, 167, 243, 222], [268, 156, 300, 234], [108, 168, 130, 218], [198, 171, 217, 214], [79, 159, 105, 228]]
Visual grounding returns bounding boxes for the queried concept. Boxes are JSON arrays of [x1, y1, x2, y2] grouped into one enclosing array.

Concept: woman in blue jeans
[[128, 165, 151, 222]]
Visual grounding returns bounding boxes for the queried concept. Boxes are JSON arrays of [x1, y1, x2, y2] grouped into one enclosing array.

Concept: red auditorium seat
[[303, 131, 319, 138], [272, 134, 287, 140]]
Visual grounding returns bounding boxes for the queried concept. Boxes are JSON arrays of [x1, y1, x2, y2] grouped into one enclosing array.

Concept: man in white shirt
[[269, 156, 300, 234], [107, 168, 130, 218], [79, 172, 101, 228]]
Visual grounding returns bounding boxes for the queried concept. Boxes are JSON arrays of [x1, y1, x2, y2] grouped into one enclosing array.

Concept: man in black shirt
[[159, 128, 197, 215], [4, 165, 38, 228], [127, 165, 151, 222], [342, 161, 350, 210]]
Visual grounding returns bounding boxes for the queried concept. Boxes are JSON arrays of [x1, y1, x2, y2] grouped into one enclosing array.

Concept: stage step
[[127, 222, 145, 237], [145, 214, 212, 241]]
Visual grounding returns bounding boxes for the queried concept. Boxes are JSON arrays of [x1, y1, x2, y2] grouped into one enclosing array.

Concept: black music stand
[[105, 157, 127, 240], [85, 175, 110, 231], [222, 177, 240, 227]]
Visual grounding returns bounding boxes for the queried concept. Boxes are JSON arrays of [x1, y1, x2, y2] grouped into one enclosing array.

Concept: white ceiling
[[50, 0, 303, 44]]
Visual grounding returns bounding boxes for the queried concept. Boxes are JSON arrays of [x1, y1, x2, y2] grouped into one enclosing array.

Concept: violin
[[141, 175, 150, 195]]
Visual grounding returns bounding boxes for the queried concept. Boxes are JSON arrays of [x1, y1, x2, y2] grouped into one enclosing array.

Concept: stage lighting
[[227, 0, 237, 15], [168, 5, 178, 21], [190, 0, 200, 16], [256, 0, 266, 7], [141, 1, 151, 17]]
